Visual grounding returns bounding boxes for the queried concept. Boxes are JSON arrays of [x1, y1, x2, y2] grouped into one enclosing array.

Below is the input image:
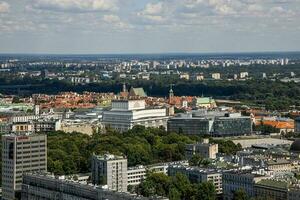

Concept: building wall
[[168, 165, 222, 194], [185, 143, 218, 159], [91, 155, 128, 192], [167, 118, 211, 135], [254, 184, 287, 200], [2, 134, 47, 200], [21, 174, 150, 200]]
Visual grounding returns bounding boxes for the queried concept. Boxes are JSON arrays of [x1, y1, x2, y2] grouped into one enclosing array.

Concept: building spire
[[122, 83, 127, 93], [169, 84, 174, 101]]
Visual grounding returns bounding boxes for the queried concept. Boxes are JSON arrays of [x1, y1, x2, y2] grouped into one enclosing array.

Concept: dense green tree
[[233, 188, 248, 200], [196, 181, 217, 200]]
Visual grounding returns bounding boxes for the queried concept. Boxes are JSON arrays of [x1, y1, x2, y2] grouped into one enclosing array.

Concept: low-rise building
[[265, 159, 293, 172], [168, 165, 223, 194], [21, 174, 152, 200], [127, 165, 146, 186], [102, 100, 169, 132], [185, 139, 218, 159], [222, 170, 270, 200], [254, 179, 288, 200]]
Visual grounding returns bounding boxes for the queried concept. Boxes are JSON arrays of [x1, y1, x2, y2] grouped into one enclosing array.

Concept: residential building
[[21, 174, 153, 200], [168, 165, 223, 194], [33, 119, 61, 133], [254, 179, 288, 200], [185, 139, 218, 159], [127, 165, 146, 186], [265, 159, 292, 172], [91, 154, 128, 192], [2, 134, 47, 200], [222, 170, 270, 200], [102, 100, 169, 132]]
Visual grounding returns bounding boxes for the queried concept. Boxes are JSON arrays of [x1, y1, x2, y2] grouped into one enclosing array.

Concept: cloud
[[30, 0, 119, 12], [0, 1, 10, 13]]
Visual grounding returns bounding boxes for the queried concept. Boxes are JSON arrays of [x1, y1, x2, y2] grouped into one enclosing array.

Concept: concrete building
[[265, 159, 292, 172], [295, 117, 300, 133], [185, 139, 218, 159], [222, 170, 270, 200], [254, 179, 288, 200], [212, 73, 221, 80], [0, 122, 11, 134], [2, 134, 47, 200], [102, 100, 169, 132], [91, 154, 128, 192], [127, 165, 146, 186], [21, 174, 153, 200], [11, 122, 34, 134], [33, 119, 61, 133], [168, 165, 223, 194]]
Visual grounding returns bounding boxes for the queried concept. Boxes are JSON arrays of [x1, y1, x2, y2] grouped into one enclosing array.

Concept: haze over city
[[0, 0, 300, 54]]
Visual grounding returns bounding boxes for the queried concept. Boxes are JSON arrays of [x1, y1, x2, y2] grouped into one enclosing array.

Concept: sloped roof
[[129, 87, 147, 97]]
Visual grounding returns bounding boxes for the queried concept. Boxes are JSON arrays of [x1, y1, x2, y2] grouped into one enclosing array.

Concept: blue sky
[[0, 0, 299, 54]]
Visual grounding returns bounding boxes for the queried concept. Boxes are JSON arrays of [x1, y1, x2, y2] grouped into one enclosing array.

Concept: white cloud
[[0, 1, 10, 13], [31, 0, 119, 12]]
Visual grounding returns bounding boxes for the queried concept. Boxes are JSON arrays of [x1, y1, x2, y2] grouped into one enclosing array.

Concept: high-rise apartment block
[[2, 134, 47, 200], [91, 154, 128, 192]]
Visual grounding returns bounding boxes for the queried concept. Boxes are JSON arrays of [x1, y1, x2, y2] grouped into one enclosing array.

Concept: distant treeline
[[0, 75, 299, 110]]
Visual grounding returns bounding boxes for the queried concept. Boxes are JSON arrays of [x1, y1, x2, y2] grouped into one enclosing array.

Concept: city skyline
[[0, 0, 300, 54]]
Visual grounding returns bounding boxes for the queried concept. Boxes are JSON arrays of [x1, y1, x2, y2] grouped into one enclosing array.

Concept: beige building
[[265, 159, 293, 172], [185, 139, 218, 159], [91, 154, 128, 192], [211, 73, 221, 80], [2, 134, 47, 200]]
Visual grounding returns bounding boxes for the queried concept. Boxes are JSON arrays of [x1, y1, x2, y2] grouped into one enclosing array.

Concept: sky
[[0, 0, 300, 54]]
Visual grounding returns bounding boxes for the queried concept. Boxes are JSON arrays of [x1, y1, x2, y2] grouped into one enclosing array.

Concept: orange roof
[[256, 120, 294, 129]]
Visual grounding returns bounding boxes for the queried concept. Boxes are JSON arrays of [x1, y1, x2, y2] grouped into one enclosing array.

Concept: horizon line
[[1, 50, 300, 56]]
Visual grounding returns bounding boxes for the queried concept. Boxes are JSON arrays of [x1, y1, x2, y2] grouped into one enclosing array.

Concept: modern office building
[[167, 117, 212, 135], [21, 174, 152, 200], [212, 113, 252, 136], [102, 100, 169, 132], [2, 134, 47, 200], [168, 112, 252, 136], [91, 154, 128, 192], [185, 139, 218, 159], [168, 165, 223, 194]]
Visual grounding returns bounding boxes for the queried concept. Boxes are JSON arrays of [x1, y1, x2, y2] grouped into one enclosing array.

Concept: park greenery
[[46, 126, 242, 175], [137, 172, 217, 200]]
